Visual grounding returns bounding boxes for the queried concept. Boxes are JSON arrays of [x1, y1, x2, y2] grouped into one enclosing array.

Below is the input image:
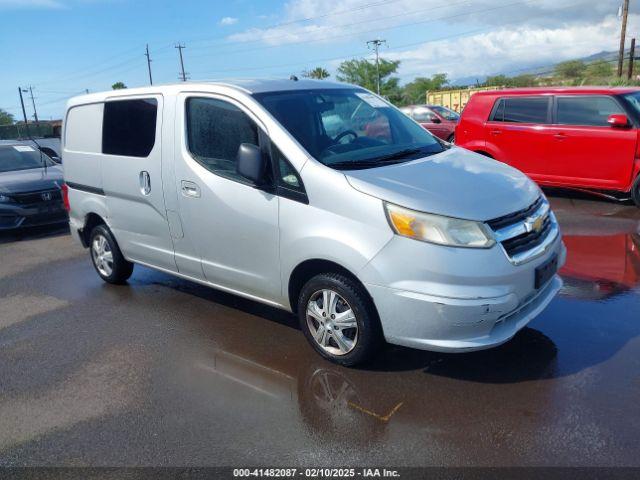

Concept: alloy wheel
[[91, 234, 113, 277], [306, 289, 358, 356]]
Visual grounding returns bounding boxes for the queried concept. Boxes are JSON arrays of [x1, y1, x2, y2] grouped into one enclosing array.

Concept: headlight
[[0, 194, 13, 203], [385, 203, 495, 248]]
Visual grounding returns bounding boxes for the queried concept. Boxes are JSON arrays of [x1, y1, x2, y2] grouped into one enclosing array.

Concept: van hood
[[344, 147, 540, 221], [0, 166, 64, 194]]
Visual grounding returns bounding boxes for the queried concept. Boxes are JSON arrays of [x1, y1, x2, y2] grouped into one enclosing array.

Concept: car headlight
[[0, 194, 13, 203], [385, 203, 495, 248]]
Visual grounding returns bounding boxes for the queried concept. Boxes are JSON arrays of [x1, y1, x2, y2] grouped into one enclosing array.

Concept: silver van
[[62, 79, 565, 366]]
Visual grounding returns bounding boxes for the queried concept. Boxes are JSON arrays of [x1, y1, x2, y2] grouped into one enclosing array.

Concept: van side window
[[556, 96, 624, 126], [491, 97, 549, 124], [186, 97, 259, 182], [102, 99, 157, 157]]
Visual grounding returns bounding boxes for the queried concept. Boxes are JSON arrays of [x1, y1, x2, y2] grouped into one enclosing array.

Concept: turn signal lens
[[385, 203, 495, 248]]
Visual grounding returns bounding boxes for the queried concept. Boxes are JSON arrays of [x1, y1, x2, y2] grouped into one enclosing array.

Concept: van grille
[[487, 196, 558, 265], [500, 215, 552, 257], [487, 196, 544, 231]]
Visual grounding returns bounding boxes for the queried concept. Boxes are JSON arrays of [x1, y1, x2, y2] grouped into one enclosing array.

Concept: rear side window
[[491, 97, 550, 124], [412, 108, 435, 122], [556, 96, 624, 126], [186, 97, 259, 182], [102, 99, 158, 157]]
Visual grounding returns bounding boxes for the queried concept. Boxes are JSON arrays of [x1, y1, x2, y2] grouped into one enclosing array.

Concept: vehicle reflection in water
[[550, 195, 640, 299], [190, 325, 559, 449]]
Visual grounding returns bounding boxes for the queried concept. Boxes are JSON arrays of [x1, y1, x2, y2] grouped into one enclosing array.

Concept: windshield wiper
[[328, 147, 440, 170]]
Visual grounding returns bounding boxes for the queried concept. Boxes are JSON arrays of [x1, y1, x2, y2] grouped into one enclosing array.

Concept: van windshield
[[254, 89, 445, 170], [0, 145, 55, 173]]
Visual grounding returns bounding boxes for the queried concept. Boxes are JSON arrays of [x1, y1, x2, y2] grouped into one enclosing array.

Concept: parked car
[[400, 104, 459, 143], [455, 87, 640, 207], [62, 79, 565, 366], [0, 141, 67, 230]]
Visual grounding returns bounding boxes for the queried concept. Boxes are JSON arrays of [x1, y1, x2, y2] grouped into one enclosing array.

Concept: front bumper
[[360, 232, 566, 352], [0, 202, 67, 230]]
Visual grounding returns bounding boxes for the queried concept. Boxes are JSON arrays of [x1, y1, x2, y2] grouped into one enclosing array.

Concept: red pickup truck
[[455, 87, 640, 207]]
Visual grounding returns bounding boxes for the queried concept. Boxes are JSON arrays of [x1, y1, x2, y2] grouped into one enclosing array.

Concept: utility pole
[[145, 44, 153, 85], [27, 86, 39, 127], [629, 38, 637, 80], [366, 39, 386, 95], [618, 0, 630, 77], [175, 43, 188, 82], [18, 87, 32, 139]]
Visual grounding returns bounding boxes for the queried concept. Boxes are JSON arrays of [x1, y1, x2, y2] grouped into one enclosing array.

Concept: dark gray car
[[0, 143, 67, 230]]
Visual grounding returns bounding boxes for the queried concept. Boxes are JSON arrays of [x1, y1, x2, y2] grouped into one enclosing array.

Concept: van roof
[[472, 86, 640, 96], [67, 78, 358, 107]]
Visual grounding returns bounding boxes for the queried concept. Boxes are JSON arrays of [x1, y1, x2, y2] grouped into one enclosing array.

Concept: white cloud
[[219, 16, 238, 26], [225, 0, 633, 81], [227, 0, 616, 46], [385, 14, 638, 81]]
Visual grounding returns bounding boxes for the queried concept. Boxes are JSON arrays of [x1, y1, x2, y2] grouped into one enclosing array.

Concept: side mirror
[[237, 143, 268, 185], [429, 115, 442, 124], [608, 114, 630, 128]]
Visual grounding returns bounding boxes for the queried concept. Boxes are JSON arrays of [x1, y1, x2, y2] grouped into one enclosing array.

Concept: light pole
[[367, 39, 387, 95]]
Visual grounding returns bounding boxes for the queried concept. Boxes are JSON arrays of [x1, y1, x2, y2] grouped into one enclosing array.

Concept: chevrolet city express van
[[62, 79, 565, 366]]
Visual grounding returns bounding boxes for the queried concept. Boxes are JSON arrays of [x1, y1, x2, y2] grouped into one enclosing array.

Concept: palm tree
[[302, 67, 330, 80]]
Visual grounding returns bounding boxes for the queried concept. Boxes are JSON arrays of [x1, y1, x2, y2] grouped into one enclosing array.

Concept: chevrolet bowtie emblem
[[524, 214, 545, 233]]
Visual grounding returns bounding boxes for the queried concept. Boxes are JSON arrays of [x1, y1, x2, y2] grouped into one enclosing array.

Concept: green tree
[[401, 74, 448, 105], [302, 67, 330, 80], [555, 60, 587, 79], [112, 82, 127, 90], [0, 108, 15, 126], [585, 59, 614, 78], [336, 58, 401, 99], [485, 74, 537, 87]]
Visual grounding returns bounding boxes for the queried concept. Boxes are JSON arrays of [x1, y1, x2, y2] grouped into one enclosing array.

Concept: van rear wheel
[[89, 224, 134, 284], [297, 273, 382, 366]]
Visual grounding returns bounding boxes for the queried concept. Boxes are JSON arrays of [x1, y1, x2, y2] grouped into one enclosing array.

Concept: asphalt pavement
[[0, 194, 639, 467]]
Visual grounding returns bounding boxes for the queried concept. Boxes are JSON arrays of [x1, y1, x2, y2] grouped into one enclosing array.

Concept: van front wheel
[[298, 273, 382, 366], [89, 224, 134, 284]]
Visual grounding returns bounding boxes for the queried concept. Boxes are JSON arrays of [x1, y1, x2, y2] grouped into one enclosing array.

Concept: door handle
[[139, 171, 151, 195], [181, 180, 201, 198], [554, 133, 568, 140], [490, 129, 502, 136]]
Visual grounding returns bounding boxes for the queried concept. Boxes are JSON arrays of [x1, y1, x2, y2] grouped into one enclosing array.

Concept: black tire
[[447, 133, 455, 144], [297, 273, 382, 367], [89, 224, 134, 284], [632, 175, 640, 208]]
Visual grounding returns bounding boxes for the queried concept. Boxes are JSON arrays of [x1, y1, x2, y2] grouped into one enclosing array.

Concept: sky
[[0, 0, 635, 120]]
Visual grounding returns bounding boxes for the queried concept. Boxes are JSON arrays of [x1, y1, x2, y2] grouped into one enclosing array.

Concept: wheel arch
[[474, 150, 494, 158], [287, 259, 376, 314], [79, 212, 107, 247]]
